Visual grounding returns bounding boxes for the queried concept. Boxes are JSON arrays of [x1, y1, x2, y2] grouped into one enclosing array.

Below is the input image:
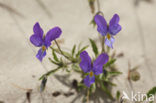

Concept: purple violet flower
[[94, 14, 121, 48], [30, 22, 62, 61], [79, 51, 109, 87]]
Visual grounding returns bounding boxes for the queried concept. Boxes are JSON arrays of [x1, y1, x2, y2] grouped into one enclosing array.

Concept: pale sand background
[[0, 0, 156, 103]]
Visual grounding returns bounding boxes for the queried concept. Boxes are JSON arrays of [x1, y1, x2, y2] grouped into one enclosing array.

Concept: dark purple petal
[[105, 36, 115, 48], [84, 75, 95, 87], [109, 14, 120, 26], [36, 48, 46, 62], [79, 51, 92, 73], [45, 27, 62, 47], [33, 22, 43, 37], [109, 14, 121, 35], [93, 53, 109, 75], [94, 14, 108, 36], [30, 34, 43, 47]]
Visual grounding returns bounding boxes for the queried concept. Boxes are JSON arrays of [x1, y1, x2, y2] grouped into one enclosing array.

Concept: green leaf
[[116, 90, 120, 100], [40, 76, 47, 92], [142, 86, 156, 103], [72, 64, 82, 73], [77, 42, 82, 51], [90, 17, 96, 27], [106, 80, 117, 86], [147, 86, 156, 98], [49, 58, 60, 65], [77, 82, 86, 92], [50, 47, 71, 57], [63, 51, 73, 59], [72, 45, 76, 56], [104, 59, 116, 67], [51, 47, 73, 60], [107, 71, 122, 79], [39, 67, 60, 80], [66, 68, 71, 73], [52, 49, 59, 62], [100, 82, 114, 99], [89, 39, 98, 57], [76, 45, 89, 57]]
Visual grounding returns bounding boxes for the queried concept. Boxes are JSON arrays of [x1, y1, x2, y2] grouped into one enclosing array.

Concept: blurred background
[[0, 0, 156, 103]]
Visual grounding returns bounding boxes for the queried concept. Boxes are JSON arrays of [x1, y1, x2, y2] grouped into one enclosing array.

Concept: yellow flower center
[[89, 71, 94, 77], [42, 45, 46, 51], [107, 34, 111, 40]]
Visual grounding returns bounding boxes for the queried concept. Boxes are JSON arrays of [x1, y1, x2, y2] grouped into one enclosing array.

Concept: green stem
[[101, 36, 105, 53], [106, 46, 110, 53], [54, 40, 70, 60]]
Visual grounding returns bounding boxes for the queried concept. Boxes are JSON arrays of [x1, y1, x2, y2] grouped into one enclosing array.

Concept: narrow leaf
[[90, 17, 96, 27], [51, 47, 73, 59], [78, 42, 82, 51], [116, 91, 120, 100], [100, 82, 113, 99], [40, 76, 47, 92], [107, 71, 122, 79], [49, 58, 60, 65], [72, 64, 82, 73], [106, 81, 117, 86], [76, 45, 89, 57], [89, 39, 98, 57], [72, 45, 76, 56], [39, 67, 60, 80], [104, 59, 116, 67], [52, 49, 59, 62]]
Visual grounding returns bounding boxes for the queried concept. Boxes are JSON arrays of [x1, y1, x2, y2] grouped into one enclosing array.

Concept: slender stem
[[96, 0, 106, 53], [106, 46, 110, 53], [101, 36, 105, 53], [96, 0, 100, 11], [54, 40, 70, 60], [87, 89, 90, 103]]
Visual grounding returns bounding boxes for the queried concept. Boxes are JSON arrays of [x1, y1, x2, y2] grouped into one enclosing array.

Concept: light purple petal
[[84, 75, 95, 87], [109, 24, 121, 35], [93, 53, 109, 75], [36, 48, 46, 62], [45, 27, 62, 47], [30, 34, 43, 47], [94, 14, 108, 36], [79, 51, 92, 73], [33, 22, 43, 37], [105, 36, 115, 48], [92, 66, 103, 75], [109, 14, 121, 35]]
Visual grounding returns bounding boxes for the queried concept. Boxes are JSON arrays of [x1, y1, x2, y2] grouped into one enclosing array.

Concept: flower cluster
[[30, 14, 121, 87], [79, 14, 121, 87]]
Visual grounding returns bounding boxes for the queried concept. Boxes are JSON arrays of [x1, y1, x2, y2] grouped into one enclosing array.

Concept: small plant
[[29, 12, 123, 102], [29, 2, 155, 102]]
